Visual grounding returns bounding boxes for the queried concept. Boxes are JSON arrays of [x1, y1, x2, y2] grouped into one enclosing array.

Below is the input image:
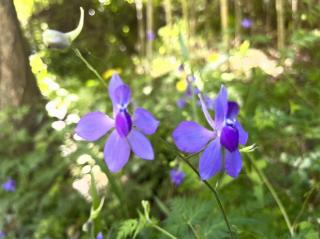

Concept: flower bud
[[42, 7, 84, 49]]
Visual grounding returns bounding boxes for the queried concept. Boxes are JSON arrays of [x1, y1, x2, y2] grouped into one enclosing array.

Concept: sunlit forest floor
[[0, 0, 320, 238]]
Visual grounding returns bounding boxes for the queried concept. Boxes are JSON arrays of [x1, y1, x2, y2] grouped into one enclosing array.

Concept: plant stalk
[[151, 224, 177, 239], [159, 137, 234, 238], [248, 155, 294, 237]]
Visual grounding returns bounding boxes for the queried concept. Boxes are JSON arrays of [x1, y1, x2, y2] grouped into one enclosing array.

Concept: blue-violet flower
[[2, 178, 16, 192], [75, 74, 159, 172], [173, 85, 248, 179]]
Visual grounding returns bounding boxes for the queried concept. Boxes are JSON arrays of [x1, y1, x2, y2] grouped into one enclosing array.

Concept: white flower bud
[[42, 7, 84, 49]]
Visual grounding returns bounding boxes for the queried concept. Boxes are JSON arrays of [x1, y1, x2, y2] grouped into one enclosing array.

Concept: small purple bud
[[185, 85, 193, 98], [177, 98, 187, 108], [220, 125, 239, 152], [2, 178, 16, 192], [96, 232, 103, 239], [147, 31, 155, 41], [170, 169, 185, 186], [193, 87, 201, 95], [115, 110, 132, 137], [178, 64, 184, 72], [241, 18, 252, 29]]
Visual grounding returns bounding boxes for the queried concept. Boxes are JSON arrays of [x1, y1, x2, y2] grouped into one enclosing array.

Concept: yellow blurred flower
[[176, 79, 187, 92], [207, 52, 220, 62], [103, 68, 122, 79]]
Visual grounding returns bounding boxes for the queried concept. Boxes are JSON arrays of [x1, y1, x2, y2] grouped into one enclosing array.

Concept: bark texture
[[0, 0, 41, 110]]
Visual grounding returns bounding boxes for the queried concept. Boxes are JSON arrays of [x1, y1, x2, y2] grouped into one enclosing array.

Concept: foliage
[[1, 0, 320, 238]]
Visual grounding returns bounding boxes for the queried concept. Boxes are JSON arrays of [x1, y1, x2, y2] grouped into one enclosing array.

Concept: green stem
[[151, 224, 177, 239], [187, 222, 201, 239], [95, 159, 129, 218], [248, 155, 294, 237], [90, 222, 95, 239], [292, 183, 318, 230], [179, 154, 234, 239], [159, 137, 234, 238], [73, 48, 108, 88]]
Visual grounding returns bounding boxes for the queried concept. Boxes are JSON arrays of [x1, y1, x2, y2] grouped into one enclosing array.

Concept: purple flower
[[170, 169, 185, 186], [173, 85, 248, 179], [96, 232, 103, 239], [2, 178, 16, 192], [75, 74, 159, 172], [241, 18, 252, 29], [177, 98, 187, 108], [0, 231, 5, 238], [147, 31, 155, 41]]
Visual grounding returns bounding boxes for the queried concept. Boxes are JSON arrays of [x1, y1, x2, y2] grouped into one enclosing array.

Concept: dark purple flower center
[[115, 110, 132, 138], [220, 125, 239, 152]]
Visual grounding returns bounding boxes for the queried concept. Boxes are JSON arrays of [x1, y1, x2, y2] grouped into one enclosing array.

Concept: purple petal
[[133, 108, 159, 135], [114, 84, 131, 107], [104, 130, 131, 172], [225, 150, 242, 178], [220, 125, 239, 152], [76, 112, 114, 141], [227, 101, 239, 119], [199, 138, 222, 180], [127, 129, 154, 160], [198, 94, 215, 129], [173, 121, 214, 153], [214, 85, 228, 129], [170, 169, 185, 186], [108, 74, 124, 103], [235, 121, 248, 145], [115, 110, 132, 137]]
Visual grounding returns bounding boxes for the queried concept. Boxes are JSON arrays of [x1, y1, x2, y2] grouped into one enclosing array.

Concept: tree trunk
[[220, 0, 229, 50], [0, 0, 43, 131], [276, 0, 285, 51]]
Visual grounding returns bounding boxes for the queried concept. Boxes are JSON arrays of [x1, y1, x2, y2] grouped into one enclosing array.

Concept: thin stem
[[73, 48, 108, 88], [90, 222, 95, 239], [248, 155, 294, 237], [292, 183, 318, 229], [187, 222, 201, 239], [159, 137, 234, 238], [95, 159, 129, 218], [151, 224, 177, 239], [179, 155, 234, 239]]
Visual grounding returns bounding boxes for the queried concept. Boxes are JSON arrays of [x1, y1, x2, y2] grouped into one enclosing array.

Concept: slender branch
[[73, 48, 108, 88], [187, 222, 201, 239], [247, 154, 294, 237], [159, 137, 234, 238], [151, 224, 177, 239], [292, 183, 318, 229]]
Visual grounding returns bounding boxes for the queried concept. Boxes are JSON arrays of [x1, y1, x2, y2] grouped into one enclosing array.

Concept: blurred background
[[0, 0, 320, 238]]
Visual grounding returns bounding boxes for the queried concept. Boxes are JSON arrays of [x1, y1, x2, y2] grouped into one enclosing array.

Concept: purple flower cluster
[[173, 86, 248, 179], [76, 74, 159, 172], [2, 178, 16, 192], [75, 74, 248, 181], [170, 169, 185, 186]]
